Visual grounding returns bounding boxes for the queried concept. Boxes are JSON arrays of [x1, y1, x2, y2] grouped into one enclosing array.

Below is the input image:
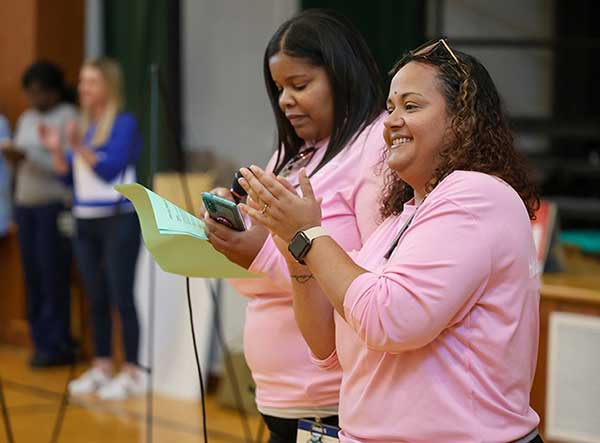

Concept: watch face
[[288, 232, 310, 263]]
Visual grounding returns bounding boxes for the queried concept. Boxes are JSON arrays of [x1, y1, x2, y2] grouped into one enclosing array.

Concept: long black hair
[[263, 9, 385, 175], [21, 61, 77, 104]]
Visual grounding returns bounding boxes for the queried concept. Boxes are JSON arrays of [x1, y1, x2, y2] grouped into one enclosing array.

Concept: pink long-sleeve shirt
[[316, 171, 540, 442], [230, 115, 386, 410]]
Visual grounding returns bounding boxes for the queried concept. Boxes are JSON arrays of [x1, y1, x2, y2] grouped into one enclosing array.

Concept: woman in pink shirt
[[238, 39, 543, 442], [202, 10, 386, 442]]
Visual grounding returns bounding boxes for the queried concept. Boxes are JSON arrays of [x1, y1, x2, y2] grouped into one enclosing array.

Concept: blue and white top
[[64, 112, 142, 219]]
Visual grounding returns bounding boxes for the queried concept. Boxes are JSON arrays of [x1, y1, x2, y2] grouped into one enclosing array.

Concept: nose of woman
[[278, 87, 296, 110], [384, 111, 405, 130]]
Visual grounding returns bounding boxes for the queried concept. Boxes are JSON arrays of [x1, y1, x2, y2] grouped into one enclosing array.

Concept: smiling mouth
[[390, 136, 413, 149], [287, 115, 307, 124]]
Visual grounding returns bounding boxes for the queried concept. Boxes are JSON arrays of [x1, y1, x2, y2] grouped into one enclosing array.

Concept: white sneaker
[[69, 367, 111, 396], [97, 369, 147, 401]]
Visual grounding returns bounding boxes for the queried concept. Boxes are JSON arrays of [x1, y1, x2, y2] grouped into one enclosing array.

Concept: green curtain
[[104, 0, 181, 186], [301, 0, 425, 84]]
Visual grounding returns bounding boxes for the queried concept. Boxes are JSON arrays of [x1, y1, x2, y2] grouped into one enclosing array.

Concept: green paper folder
[[115, 183, 257, 278]]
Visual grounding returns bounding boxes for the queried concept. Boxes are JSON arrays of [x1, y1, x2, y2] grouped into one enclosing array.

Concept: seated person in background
[[239, 39, 544, 443], [0, 62, 77, 367]]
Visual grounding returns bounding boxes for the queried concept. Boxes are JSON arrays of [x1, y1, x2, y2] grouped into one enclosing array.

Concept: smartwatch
[[288, 226, 329, 265]]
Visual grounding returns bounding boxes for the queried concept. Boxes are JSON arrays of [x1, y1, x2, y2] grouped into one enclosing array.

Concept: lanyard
[[278, 146, 317, 179], [382, 179, 441, 260], [384, 210, 417, 260]]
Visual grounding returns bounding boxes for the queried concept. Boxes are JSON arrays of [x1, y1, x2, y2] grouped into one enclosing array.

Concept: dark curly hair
[[22, 60, 76, 103], [380, 42, 539, 220]]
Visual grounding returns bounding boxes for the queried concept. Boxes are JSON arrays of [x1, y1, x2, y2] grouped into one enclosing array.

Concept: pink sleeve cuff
[[343, 272, 377, 329], [228, 235, 288, 296], [309, 348, 340, 371], [248, 234, 274, 274], [246, 234, 292, 292]]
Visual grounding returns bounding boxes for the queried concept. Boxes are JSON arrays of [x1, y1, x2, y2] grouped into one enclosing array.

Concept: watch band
[[303, 226, 329, 242]]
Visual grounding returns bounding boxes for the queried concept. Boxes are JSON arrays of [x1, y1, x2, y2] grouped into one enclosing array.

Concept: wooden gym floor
[[0, 344, 265, 443]]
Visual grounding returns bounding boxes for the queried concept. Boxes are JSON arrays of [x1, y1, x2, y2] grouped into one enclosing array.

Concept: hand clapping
[[238, 165, 322, 243], [38, 123, 61, 153]]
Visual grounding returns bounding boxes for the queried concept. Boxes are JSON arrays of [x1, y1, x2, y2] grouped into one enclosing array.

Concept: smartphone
[[201, 192, 247, 231]]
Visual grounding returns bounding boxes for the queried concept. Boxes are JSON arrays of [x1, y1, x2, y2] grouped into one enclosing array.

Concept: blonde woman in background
[[41, 58, 145, 400]]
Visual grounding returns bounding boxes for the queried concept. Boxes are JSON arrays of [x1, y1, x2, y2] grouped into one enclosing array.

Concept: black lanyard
[[384, 210, 418, 260], [278, 146, 317, 179], [383, 176, 445, 260]]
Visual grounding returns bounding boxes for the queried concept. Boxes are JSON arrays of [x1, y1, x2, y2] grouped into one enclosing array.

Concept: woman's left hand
[[238, 165, 322, 242]]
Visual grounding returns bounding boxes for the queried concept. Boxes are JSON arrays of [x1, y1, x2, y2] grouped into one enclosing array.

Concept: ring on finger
[[260, 203, 269, 214]]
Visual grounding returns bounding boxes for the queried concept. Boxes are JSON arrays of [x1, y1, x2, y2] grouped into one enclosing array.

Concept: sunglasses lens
[[413, 40, 440, 56]]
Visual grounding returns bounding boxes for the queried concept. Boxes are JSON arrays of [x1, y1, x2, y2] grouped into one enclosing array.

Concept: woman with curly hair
[[237, 39, 543, 442]]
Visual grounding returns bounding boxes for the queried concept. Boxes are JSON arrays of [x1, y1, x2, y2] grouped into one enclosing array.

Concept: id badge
[[296, 419, 340, 443]]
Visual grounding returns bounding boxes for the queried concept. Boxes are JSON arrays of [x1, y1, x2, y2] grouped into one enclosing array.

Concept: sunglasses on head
[[397, 38, 466, 76]]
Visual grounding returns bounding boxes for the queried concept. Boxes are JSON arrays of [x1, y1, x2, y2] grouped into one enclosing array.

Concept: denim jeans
[[74, 211, 140, 363], [15, 203, 72, 356]]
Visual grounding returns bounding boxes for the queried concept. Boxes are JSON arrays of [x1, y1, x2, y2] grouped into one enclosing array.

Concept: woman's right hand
[[38, 123, 61, 153], [0, 140, 26, 164], [38, 123, 70, 174], [203, 211, 269, 269]]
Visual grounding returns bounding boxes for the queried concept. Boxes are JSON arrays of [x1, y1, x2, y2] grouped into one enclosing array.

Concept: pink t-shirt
[[230, 114, 386, 409], [317, 171, 540, 442]]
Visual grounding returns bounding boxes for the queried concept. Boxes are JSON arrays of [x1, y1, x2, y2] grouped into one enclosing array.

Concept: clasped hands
[[237, 165, 322, 243], [38, 120, 82, 154]]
